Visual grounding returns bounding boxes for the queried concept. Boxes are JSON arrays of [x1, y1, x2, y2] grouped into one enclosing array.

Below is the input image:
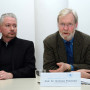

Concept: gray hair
[[0, 13, 17, 25], [57, 8, 78, 24]]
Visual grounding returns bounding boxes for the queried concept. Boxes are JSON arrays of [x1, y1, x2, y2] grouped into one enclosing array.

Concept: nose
[[10, 26, 14, 30], [64, 25, 68, 30]]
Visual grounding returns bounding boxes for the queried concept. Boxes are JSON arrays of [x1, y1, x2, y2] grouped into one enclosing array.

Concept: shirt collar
[[63, 38, 74, 44], [1, 37, 17, 47]]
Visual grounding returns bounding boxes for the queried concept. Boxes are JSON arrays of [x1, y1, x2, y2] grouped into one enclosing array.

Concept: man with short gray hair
[[0, 13, 35, 79]]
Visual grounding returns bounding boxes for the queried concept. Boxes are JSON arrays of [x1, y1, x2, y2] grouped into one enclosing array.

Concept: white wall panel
[[0, 0, 35, 42], [35, 0, 68, 69], [68, 0, 90, 35]]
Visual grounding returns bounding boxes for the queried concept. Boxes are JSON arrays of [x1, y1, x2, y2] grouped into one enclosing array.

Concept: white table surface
[[0, 78, 90, 90]]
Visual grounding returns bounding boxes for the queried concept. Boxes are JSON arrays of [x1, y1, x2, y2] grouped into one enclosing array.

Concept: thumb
[[56, 63, 62, 66]]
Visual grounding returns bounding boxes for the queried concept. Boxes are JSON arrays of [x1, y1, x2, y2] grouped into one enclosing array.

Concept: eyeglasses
[[59, 23, 74, 28]]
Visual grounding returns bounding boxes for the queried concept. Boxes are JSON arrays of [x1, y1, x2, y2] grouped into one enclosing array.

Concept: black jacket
[[0, 37, 35, 78]]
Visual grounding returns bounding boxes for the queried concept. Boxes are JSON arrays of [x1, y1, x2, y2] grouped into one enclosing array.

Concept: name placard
[[40, 72, 81, 87]]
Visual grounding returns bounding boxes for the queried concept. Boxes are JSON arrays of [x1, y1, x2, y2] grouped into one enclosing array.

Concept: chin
[[7, 35, 16, 38], [60, 31, 75, 41]]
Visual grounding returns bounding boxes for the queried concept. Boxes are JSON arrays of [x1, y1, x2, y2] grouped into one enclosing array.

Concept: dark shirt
[[63, 38, 74, 64], [63, 38, 74, 70], [0, 38, 16, 72], [0, 37, 35, 78]]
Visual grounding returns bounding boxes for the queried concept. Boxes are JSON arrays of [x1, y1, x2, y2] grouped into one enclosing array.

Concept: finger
[[0, 71, 2, 74], [0, 75, 4, 80], [56, 63, 62, 67], [0, 71, 5, 75], [56, 63, 60, 66], [49, 68, 62, 72], [85, 70, 90, 72], [49, 70, 58, 72], [57, 62, 64, 65], [79, 69, 90, 72], [56, 67, 64, 72]]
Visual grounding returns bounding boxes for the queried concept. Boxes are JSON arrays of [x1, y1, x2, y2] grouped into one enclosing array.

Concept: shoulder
[[75, 30, 90, 46], [75, 30, 90, 41], [15, 37, 34, 47], [43, 31, 59, 44]]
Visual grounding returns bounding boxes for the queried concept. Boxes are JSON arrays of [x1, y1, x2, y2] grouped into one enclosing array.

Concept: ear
[[57, 22, 60, 28], [75, 22, 78, 28], [0, 26, 2, 33]]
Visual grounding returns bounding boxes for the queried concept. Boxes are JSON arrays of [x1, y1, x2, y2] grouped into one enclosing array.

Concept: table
[[0, 78, 90, 90]]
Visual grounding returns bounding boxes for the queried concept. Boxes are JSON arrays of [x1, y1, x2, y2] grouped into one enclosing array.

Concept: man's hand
[[72, 69, 90, 79], [0, 70, 13, 80], [49, 62, 71, 72]]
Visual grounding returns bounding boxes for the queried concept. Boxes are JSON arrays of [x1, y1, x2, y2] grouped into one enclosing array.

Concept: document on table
[[81, 78, 90, 85]]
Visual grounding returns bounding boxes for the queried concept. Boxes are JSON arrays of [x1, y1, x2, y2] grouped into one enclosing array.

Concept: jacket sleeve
[[73, 45, 90, 70], [12, 42, 36, 78]]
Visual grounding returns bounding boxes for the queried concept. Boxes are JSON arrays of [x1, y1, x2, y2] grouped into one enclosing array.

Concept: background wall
[[35, 0, 68, 69], [0, 0, 35, 42], [68, 0, 90, 34], [0, 0, 90, 70]]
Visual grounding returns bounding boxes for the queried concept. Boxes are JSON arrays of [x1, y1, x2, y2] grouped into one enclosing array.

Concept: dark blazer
[[43, 30, 90, 71], [0, 37, 35, 78]]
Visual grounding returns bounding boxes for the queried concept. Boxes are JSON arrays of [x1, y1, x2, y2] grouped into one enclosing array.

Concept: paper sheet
[[81, 78, 90, 85]]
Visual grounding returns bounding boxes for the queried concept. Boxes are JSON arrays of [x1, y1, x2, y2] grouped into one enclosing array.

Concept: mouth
[[9, 32, 16, 35], [63, 32, 69, 35]]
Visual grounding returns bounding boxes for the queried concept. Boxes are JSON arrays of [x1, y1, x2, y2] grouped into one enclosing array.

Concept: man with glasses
[[43, 8, 90, 78]]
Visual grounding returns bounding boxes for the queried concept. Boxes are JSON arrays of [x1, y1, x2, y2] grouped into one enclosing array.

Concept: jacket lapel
[[73, 31, 83, 63], [57, 33, 67, 63]]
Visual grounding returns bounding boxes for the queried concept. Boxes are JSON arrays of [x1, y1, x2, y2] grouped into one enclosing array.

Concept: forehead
[[59, 13, 75, 23], [3, 17, 17, 24]]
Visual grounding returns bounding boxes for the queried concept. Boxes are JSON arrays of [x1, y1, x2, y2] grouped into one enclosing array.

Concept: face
[[0, 17, 17, 40], [58, 13, 77, 41]]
